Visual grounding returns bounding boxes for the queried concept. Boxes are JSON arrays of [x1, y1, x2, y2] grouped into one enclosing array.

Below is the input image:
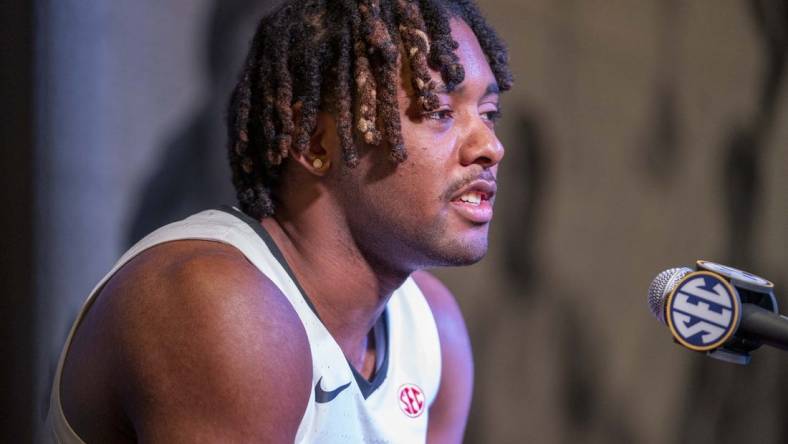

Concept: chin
[[423, 235, 490, 267]]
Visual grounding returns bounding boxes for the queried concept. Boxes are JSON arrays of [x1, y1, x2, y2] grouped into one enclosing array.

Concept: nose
[[458, 117, 505, 169]]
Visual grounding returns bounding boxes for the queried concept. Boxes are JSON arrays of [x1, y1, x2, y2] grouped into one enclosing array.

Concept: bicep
[[131, 317, 310, 443], [412, 271, 474, 444], [111, 247, 312, 442]]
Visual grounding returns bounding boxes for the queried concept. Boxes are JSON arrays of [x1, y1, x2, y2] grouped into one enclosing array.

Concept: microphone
[[648, 260, 785, 365]]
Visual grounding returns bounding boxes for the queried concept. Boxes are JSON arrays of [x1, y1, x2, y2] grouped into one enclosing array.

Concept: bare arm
[[88, 241, 312, 442], [412, 271, 474, 444]]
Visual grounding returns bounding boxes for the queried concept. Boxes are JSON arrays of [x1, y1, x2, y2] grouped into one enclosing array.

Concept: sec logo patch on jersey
[[666, 271, 741, 352], [398, 384, 425, 418]]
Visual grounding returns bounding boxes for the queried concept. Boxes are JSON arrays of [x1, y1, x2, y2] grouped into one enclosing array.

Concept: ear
[[290, 104, 339, 177]]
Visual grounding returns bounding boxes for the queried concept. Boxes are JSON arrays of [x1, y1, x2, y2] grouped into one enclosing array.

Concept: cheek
[[393, 151, 447, 212], [351, 156, 441, 221], [346, 120, 458, 219]]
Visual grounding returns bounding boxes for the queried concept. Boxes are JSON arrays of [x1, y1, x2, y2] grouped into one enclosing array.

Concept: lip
[[450, 199, 494, 223], [449, 179, 497, 202], [449, 180, 497, 224]]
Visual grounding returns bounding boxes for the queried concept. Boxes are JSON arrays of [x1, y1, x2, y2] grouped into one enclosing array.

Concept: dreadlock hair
[[227, 0, 513, 219]]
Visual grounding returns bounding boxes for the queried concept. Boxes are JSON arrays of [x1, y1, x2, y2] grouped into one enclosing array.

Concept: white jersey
[[47, 208, 442, 443]]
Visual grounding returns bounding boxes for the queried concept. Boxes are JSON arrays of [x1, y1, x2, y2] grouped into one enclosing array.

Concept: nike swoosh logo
[[314, 377, 352, 403]]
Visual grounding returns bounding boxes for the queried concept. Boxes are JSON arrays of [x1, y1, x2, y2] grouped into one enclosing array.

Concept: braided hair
[[227, 0, 512, 219]]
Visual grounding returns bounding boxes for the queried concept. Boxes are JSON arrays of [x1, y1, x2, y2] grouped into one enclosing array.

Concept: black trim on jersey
[[352, 311, 390, 399], [216, 205, 323, 321], [216, 206, 390, 399]]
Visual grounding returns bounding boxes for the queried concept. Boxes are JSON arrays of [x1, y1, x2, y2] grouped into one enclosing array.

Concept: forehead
[[446, 18, 496, 91], [399, 18, 497, 97]]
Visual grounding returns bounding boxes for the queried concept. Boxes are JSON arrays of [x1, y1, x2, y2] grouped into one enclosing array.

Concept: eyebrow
[[434, 82, 500, 97]]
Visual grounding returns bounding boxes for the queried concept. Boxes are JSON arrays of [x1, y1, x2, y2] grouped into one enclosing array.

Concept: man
[[47, 0, 511, 442]]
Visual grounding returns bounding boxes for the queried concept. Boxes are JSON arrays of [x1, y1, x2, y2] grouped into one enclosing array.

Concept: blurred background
[[1, 0, 786, 442]]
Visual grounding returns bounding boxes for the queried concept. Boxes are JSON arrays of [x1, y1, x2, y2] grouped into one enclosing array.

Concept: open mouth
[[449, 181, 496, 223], [455, 190, 488, 206]]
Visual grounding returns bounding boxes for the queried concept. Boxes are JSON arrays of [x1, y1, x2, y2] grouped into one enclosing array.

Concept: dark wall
[[0, 0, 34, 440]]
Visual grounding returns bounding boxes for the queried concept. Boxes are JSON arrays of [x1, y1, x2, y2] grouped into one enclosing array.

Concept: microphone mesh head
[[648, 267, 692, 324]]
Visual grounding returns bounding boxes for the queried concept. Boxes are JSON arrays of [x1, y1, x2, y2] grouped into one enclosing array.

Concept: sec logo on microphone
[[665, 271, 741, 352]]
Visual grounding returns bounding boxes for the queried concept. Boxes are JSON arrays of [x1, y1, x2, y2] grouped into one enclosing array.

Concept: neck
[[261, 203, 409, 359]]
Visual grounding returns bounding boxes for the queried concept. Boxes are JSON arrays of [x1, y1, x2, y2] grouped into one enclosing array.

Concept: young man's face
[[333, 18, 504, 271]]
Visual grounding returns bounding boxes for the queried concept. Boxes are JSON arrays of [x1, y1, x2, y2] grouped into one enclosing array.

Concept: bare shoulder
[[411, 270, 473, 444], [62, 240, 311, 442]]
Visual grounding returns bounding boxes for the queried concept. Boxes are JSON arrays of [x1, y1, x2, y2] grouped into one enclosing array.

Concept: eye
[[481, 109, 502, 123], [424, 109, 454, 121]]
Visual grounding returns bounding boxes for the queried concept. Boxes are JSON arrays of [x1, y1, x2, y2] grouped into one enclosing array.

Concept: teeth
[[459, 192, 482, 205]]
